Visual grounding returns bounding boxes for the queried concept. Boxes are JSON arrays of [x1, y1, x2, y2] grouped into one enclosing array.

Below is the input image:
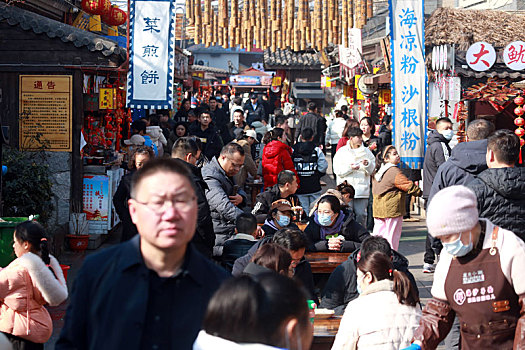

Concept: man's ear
[[185, 153, 192, 163], [128, 199, 139, 225]]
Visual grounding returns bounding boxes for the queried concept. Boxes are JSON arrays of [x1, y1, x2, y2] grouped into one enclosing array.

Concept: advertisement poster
[[83, 175, 109, 221]]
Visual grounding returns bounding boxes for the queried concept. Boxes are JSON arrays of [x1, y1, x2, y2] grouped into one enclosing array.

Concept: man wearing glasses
[[202, 142, 248, 256], [57, 159, 230, 349]]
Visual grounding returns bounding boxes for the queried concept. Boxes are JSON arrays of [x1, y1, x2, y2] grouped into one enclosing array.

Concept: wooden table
[[305, 252, 351, 274], [311, 315, 341, 350], [245, 181, 264, 204]]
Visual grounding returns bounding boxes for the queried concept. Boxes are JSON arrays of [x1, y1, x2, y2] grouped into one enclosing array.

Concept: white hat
[[124, 134, 145, 146], [245, 129, 259, 142]]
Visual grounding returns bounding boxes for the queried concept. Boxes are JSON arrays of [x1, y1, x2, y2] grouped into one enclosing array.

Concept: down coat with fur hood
[[0, 252, 68, 343]]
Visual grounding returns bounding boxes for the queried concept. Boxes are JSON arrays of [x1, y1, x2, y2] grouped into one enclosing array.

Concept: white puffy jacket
[[326, 117, 347, 145], [331, 280, 421, 350], [193, 331, 282, 350], [333, 145, 375, 198]]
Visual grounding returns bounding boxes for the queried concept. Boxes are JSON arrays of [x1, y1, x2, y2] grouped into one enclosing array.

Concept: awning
[[291, 82, 325, 99]]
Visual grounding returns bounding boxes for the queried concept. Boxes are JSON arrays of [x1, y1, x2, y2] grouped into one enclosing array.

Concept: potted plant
[[67, 210, 89, 252]]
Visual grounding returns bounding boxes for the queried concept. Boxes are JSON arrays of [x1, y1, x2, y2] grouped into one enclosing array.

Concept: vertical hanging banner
[[127, 0, 176, 109], [389, 0, 427, 169]]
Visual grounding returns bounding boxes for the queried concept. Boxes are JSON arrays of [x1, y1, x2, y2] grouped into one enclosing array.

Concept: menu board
[[19, 75, 72, 151]]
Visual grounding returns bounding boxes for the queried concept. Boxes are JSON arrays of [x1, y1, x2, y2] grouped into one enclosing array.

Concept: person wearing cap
[[292, 127, 328, 213], [403, 185, 525, 350], [233, 129, 260, 189], [227, 109, 250, 141], [243, 93, 266, 126], [127, 120, 158, 156], [260, 199, 300, 238]]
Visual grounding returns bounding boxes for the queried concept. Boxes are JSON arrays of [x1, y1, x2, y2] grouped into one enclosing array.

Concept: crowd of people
[[2, 89, 525, 349]]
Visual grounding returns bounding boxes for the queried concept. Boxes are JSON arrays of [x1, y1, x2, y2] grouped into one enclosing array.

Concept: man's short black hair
[[172, 137, 199, 159], [277, 170, 296, 187], [131, 120, 147, 134], [301, 127, 314, 141], [467, 119, 495, 141], [488, 129, 520, 165], [307, 102, 317, 111], [235, 213, 257, 235], [130, 158, 194, 199], [341, 105, 348, 113], [347, 127, 363, 138], [274, 109, 284, 118], [199, 109, 211, 118], [436, 117, 453, 127], [275, 115, 286, 126], [220, 142, 245, 157], [360, 236, 392, 259], [272, 228, 307, 251]]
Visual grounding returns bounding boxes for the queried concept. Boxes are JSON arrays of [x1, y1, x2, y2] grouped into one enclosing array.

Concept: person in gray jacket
[[202, 142, 248, 256]]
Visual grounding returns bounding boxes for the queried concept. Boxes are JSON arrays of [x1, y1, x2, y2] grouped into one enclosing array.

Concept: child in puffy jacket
[[0, 221, 68, 348], [371, 146, 422, 250], [146, 115, 168, 157]]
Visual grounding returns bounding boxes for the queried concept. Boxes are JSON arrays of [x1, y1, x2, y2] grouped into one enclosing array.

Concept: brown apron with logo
[[444, 226, 520, 349]]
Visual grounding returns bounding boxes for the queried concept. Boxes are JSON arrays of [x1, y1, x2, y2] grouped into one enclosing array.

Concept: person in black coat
[[296, 102, 327, 147], [222, 213, 259, 271], [304, 195, 369, 252], [243, 93, 266, 126], [320, 236, 418, 315], [231, 227, 317, 302], [209, 98, 232, 144], [113, 146, 154, 242], [171, 137, 216, 258], [188, 110, 224, 160]]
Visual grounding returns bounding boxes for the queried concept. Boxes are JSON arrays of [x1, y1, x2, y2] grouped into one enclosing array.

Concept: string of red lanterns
[[513, 95, 525, 164], [81, 0, 127, 26]]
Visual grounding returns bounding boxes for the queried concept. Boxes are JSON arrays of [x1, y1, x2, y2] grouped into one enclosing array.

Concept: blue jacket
[[56, 236, 229, 350]]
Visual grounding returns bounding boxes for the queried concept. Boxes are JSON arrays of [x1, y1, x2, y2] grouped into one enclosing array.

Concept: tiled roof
[[0, 3, 126, 59], [263, 48, 322, 70], [191, 64, 229, 74]]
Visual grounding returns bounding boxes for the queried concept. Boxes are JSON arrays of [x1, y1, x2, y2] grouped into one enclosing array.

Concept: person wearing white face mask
[[403, 185, 525, 350], [261, 199, 300, 237], [422, 117, 454, 274]]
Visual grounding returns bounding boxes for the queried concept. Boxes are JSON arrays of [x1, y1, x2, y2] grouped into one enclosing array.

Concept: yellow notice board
[[19, 75, 72, 151]]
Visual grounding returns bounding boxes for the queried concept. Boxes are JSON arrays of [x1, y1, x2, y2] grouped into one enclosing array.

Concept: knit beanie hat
[[426, 185, 479, 237]]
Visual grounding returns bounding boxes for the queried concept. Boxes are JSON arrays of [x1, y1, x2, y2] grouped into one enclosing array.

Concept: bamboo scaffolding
[[194, 0, 202, 44], [366, 0, 373, 19]]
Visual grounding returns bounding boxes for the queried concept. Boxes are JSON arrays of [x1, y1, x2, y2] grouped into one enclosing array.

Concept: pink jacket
[[0, 252, 68, 343]]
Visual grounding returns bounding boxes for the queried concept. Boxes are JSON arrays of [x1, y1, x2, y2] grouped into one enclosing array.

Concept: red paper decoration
[[515, 127, 525, 138], [515, 117, 525, 127], [514, 96, 525, 106], [514, 107, 524, 117], [514, 94, 525, 164], [81, 0, 105, 15], [102, 5, 128, 26]]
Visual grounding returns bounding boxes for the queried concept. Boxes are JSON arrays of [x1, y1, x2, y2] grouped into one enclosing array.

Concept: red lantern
[[81, 0, 105, 15], [514, 95, 525, 106], [521, 138, 525, 147], [515, 127, 525, 138], [105, 132, 114, 139], [515, 107, 525, 117], [515, 117, 525, 127], [102, 5, 128, 26]]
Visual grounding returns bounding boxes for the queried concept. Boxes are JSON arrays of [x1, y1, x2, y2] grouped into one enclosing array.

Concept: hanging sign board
[[126, 0, 176, 109], [503, 41, 525, 71], [19, 75, 72, 152], [389, 0, 427, 169], [466, 42, 496, 72]]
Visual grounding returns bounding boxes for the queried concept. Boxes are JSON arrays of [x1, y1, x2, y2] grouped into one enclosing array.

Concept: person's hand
[[401, 344, 422, 350], [319, 144, 324, 150], [328, 236, 343, 251], [362, 159, 369, 166], [255, 226, 264, 239], [369, 142, 378, 151], [229, 194, 243, 206]]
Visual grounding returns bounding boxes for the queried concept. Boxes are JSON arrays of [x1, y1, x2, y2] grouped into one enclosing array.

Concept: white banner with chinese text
[[339, 29, 362, 83], [127, 0, 176, 109], [389, 0, 427, 169]]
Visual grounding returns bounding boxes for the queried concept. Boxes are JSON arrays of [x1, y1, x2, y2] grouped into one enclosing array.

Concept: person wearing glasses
[[56, 158, 230, 350], [202, 142, 248, 256]]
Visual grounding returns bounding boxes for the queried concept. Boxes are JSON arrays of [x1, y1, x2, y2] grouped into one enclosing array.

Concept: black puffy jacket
[[422, 130, 451, 199], [320, 249, 418, 315], [467, 167, 525, 242]]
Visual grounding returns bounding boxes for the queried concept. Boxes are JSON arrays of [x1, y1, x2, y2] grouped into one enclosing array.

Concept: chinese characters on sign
[[127, 0, 176, 109], [466, 42, 496, 72], [503, 41, 525, 71], [339, 28, 362, 84], [19, 75, 72, 151], [83, 175, 109, 221], [390, 0, 426, 169]]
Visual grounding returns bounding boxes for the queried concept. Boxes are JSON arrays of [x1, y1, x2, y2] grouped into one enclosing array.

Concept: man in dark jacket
[[188, 110, 224, 160], [221, 212, 259, 271], [320, 236, 418, 315], [422, 117, 453, 273], [56, 158, 230, 350], [293, 127, 328, 212], [231, 227, 317, 303], [251, 170, 300, 223], [428, 119, 495, 203], [226, 108, 249, 141], [243, 93, 266, 126], [467, 129, 525, 242], [202, 143, 248, 256], [171, 137, 215, 258], [209, 97, 232, 144], [296, 102, 327, 147]]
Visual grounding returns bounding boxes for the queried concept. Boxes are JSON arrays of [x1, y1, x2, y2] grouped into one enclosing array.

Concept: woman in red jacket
[[262, 128, 298, 189]]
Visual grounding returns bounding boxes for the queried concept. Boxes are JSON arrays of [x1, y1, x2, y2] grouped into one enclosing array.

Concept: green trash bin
[[0, 217, 37, 267]]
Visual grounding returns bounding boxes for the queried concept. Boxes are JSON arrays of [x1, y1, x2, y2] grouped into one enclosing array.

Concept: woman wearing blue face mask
[[261, 199, 300, 238], [304, 195, 370, 252]]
